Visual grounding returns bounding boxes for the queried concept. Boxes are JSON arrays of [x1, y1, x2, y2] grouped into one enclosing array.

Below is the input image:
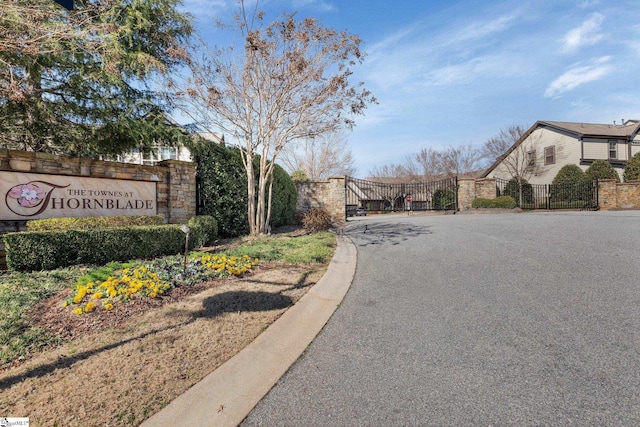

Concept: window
[[161, 147, 177, 160], [544, 146, 555, 165], [526, 150, 536, 168], [608, 140, 617, 159]]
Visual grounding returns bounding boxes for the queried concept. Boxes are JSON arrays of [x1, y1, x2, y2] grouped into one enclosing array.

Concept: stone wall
[[295, 177, 346, 222], [0, 149, 196, 269], [598, 179, 640, 210]]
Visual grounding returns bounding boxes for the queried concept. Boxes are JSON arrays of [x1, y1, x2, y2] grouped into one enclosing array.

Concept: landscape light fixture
[[180, 224, 190, 275]]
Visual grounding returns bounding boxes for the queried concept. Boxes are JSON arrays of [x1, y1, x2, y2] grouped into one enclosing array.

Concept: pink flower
[[8, 183, 46, 208]]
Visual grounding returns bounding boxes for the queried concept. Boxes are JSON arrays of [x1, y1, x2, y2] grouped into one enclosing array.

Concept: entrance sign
[[0, 172, 156, 220]]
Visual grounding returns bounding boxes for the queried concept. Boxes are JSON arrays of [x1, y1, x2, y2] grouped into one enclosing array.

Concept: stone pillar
[[158, 160, 197, 224], [597, 179, 617, 210], [327, 177, 346, 221], [457, 178, 476, 211], [295, 177, 346, 223]]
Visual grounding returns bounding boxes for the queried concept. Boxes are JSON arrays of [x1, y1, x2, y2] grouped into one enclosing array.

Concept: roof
[[540, 120, 640, 138], [482, 119, 640, 178]]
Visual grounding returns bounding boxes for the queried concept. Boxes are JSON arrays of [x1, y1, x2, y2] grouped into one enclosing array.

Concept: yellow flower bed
[[66, 254, 259, 315], [198, 254, 259, 276]]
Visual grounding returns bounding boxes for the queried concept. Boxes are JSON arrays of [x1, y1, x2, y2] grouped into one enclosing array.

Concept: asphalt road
[[243, 211, 640, 426]]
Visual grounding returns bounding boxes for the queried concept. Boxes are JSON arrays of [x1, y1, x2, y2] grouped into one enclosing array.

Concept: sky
[[179, 0, 640, 178]]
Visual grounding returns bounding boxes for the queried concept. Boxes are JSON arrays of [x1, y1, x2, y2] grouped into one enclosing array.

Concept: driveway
[[243, 211, 640, 426]]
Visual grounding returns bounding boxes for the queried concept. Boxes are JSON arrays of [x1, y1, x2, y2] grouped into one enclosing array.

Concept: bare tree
[[172, 1, 375, 235], [482, 125, 527, 166], [370, 144, 484, 182], [442, 144, 484, 176], [489, 128, 540, 206], [368, 163, 411, 183], [281, 131, 355, 180], [413, 147, 445, 179]]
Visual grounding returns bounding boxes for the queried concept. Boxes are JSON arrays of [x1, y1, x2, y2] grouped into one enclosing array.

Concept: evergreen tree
[[0, 0, 192, 157]]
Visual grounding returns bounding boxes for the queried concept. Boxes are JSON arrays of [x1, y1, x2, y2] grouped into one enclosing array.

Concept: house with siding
[[483, 120, 640, 184]]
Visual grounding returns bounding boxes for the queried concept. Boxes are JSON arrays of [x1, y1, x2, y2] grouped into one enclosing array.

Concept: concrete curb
[[142, 233, 357, 427]]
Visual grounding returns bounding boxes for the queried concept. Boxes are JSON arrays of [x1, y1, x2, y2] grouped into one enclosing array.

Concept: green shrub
[[188, 139, 297, 236], [552, 164, 586, 186], [624, 152, 640, 182], [551, 165, 592, 203], [301, 208, 333, 232], [585, 160, 620, 182], [268, 162, 298, 228], [500, 179, 534, 207], [433, 189, 456, 210], [3, 225, 196, 272], [188, 140, 249, 237], [27, 215, 164, 231], [188, 215, 219, 247], [471, 196, 516, 209]]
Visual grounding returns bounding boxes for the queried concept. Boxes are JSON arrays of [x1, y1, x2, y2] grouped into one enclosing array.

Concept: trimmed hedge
[[3, 225, 195, 272], [471, 196, 517, 209], [27, 215, 164, 231]]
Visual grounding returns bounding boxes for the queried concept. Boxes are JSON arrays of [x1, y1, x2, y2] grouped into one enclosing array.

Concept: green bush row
[[3, 215, 219, 272], [471, 196, 517, 209], [3, 225, 196, 272], [26, 215, 165, 231]]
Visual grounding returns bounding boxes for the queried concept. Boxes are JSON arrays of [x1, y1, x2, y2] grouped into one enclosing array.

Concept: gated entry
[[345, 176, 458, 216]]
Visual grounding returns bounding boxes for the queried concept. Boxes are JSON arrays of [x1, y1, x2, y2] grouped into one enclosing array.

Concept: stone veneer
[[0, 149, 196, 269], [598, 179, 640, 210], [295, 177, 346, 222]]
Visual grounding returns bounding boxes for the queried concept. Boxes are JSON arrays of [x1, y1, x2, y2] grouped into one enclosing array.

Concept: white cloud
[[561, 12, 605, 53], [544, 56, 613, 98], [446, 13, 518, 46], [292, 0, 336, 12], [424, 53, 528, 87]]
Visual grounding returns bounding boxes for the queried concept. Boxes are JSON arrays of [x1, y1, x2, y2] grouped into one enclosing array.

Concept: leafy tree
[[172, 2, 375, 235], [585, 160, 620, 182], [0, 0, 192, 157], [624, 152, 640, 182]]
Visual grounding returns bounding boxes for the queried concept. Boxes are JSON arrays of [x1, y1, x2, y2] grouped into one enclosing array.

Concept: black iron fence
[[345, 176, 458, 216], [496, 178, 599, 210]]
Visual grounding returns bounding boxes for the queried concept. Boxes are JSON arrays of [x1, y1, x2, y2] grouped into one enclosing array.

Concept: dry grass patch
[[0, 263, 324, 426]]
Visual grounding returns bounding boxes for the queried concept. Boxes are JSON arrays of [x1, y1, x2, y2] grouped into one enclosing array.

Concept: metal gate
[[345, 176, 458, 216], [496, 178, 599, 210]]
